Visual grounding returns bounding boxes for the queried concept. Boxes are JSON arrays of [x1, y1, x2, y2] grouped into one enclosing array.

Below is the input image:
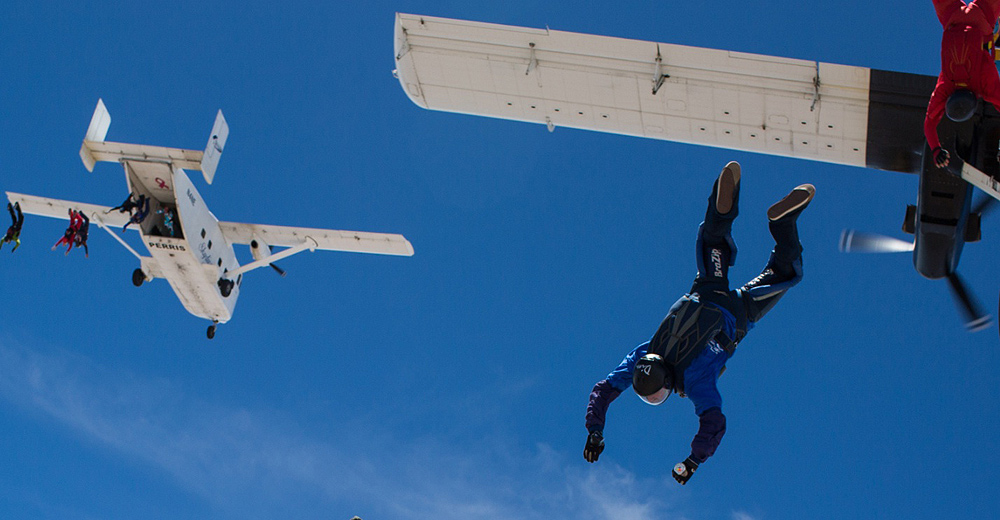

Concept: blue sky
[[2, 1, 999, 519]]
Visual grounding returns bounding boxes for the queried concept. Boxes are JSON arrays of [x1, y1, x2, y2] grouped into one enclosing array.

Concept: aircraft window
[[201, 229, 206, 238], [218, 258, 222, 266], [578, 111, 583, 115], [554, 108, 560, 112], [208, 240, 212, 250]]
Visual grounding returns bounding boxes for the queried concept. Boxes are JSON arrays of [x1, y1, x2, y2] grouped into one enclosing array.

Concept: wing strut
[[229, 238, 318, 277], [90, 212, 143, 260]]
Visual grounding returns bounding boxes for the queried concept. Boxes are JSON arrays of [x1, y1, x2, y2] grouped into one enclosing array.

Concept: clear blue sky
[[2, 1, 998, 519]]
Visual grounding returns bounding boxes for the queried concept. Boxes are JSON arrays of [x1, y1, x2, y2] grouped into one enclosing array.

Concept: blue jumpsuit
[[585, 178, 804, 465]]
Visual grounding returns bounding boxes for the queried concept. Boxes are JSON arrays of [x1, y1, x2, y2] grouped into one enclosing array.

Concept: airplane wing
[[217, 221, 415, 256], [393, 13, 938, 174], [6, 192, 133, 228]]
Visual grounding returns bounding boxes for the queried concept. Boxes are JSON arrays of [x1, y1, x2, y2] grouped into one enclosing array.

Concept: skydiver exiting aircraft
[[123, 194, 150, 231], [1, 202, 24, 252], [157, 206, 176, 237], [583, 162, 815, 485], [925, 0, 1000, 167], [106, 192, 140, 215], [52, 209, 83, 255], [73, 211, 90, 258]]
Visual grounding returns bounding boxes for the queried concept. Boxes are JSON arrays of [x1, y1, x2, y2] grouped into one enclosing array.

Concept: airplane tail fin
[[80, 99, 111, 172], [200, 110, 229, 185], [77, 98, 227, 184]]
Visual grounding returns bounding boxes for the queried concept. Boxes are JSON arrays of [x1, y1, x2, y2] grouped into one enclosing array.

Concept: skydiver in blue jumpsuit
[[583, 161, 815, 485]]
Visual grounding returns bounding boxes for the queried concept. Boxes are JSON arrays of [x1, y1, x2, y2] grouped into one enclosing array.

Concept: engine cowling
[[250, 236, 272, 262]]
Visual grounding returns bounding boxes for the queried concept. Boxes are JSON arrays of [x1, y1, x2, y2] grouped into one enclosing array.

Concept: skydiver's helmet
[[633, 353, 673, 406], [946, 89, 978, 123]]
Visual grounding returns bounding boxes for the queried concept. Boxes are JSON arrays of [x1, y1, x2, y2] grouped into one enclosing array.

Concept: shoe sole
[[716, 161, 741, 214], [768, 184, 815, 221]]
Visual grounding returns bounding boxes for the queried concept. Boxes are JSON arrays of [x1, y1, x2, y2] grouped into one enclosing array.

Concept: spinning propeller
[[839, 228, 992, 332]]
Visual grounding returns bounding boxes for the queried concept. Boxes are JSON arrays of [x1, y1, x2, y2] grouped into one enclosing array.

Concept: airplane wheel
[[207, 325, 216, 340], [132, 268, 145, 287]]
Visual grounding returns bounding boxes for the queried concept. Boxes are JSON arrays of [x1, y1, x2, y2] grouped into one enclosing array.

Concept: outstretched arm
[[583, 342, 648, 462], [924, 76, 953, 152], [690, 407, 727, 463], [585, 379, 622, 434]]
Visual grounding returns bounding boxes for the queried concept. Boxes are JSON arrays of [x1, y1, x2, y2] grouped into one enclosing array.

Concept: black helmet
[[946, 89, 978, 123], [632, 353, 673, 405]]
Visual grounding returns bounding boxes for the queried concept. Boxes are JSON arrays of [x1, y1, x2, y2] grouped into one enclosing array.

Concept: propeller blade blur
[[946, 272, 993, 332], [839, 230, 914, 253]]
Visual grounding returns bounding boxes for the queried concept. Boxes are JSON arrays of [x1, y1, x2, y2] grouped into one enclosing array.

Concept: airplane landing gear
[[207, 322, 217, 340], [132, 268, 145, 287]]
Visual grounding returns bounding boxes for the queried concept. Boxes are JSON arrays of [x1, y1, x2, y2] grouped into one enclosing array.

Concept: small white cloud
[[0, 341, 702, 520]]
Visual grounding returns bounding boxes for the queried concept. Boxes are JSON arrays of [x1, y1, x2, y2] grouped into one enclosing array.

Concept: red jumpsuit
[[924, 0, 1000, 150], [53, 211, 83, 253]]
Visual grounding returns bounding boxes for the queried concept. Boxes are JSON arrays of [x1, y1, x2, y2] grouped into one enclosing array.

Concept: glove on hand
[[933, 147, 950, 168], [583, 431, 604, 463], [672, 457, 699, 485]]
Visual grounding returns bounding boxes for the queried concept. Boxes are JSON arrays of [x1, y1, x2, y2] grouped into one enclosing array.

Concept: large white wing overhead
[[6, 192, 132, 228], [394, 13, 888, 170], [218, 221, 414, 256]]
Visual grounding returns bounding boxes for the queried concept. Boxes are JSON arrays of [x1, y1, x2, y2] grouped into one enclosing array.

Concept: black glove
[[933, 146, 950, 168], [583, 431, 604, 463], [671, 457, 699, 485]]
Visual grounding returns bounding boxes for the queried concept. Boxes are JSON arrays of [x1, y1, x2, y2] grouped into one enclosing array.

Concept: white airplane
[[391, 13, 1000, 331], [7, 99, 414, 339]]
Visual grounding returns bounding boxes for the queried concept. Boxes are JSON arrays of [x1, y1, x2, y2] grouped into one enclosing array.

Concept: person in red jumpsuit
[[925, 0, 1000, 167], [52, 209, 83, 255]]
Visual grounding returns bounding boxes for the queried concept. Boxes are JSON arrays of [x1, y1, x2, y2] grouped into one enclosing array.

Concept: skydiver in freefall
[[924, 0, 1000, 167], [73, 211, 90, 258], [52, 209, 83, 255], [583, 161, 815, 485], [1, 202, 24, 252]]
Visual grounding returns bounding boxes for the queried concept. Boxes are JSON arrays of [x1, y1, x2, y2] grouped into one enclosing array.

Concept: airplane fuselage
[[123, 159, 241, 323], [913, 150, 973, 279]]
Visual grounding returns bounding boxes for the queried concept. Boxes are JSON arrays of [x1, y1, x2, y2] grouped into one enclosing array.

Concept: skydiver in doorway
[[583, 162, 815, 485], [924, 0, 1000, 167], [123, 194, 150, 231], [107, 193, 139, 215], [1, 202, 24, 252], [157, 206, 176, 237]]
